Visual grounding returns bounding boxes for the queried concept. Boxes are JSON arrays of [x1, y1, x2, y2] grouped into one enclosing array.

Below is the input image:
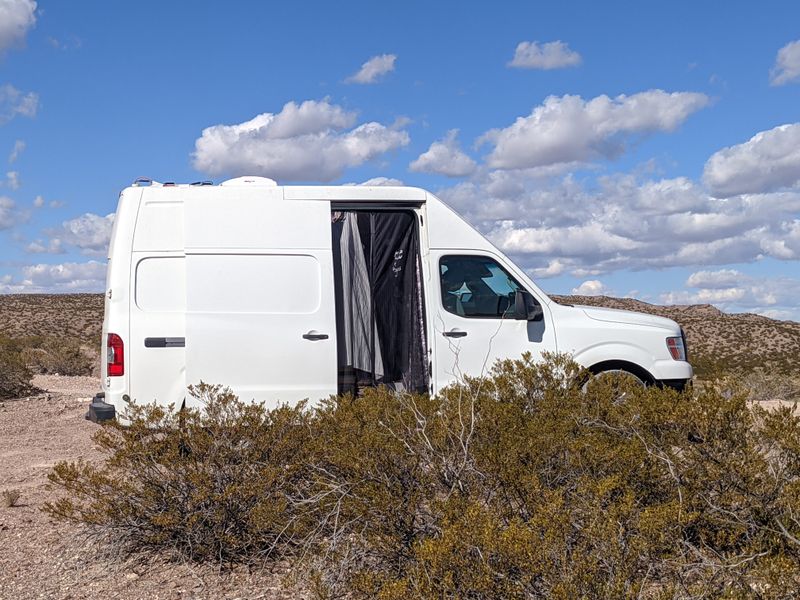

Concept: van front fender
[[571, 342, 692, 383]]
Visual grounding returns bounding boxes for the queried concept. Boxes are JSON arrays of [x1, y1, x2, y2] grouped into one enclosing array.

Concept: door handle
[[144, 337, 185, 348], [443, 329, 468, 338], [302, 331, 329, 341]]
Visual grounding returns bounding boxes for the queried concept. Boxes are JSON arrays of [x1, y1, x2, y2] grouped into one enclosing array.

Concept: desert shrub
[[46, 355, 800, 598], [2, 489, 21, 508], [45, 383, 314, 563], [20, 335, 94, 376], [0, 336, 36, 399], [743, 368, 800, 402], [303, 355, 800, 599]]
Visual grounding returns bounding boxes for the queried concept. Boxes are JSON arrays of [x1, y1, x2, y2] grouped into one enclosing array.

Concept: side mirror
[[514, 290, 544, 321]]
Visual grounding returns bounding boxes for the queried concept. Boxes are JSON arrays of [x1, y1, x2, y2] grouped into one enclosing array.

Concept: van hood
[[576, 305, 680, 331]]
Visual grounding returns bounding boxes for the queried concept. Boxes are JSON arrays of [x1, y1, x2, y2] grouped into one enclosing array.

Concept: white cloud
[[0, 0, 36, 56], [0, 260, 107, 294], [25, 238, 62, 254], [409, 129, 477, 177], [436, 169, 800, 278], [192, 99, 410, 182], [346, 54, 396, 84], [8, 139, 24, 163], [480, 90, 709, 170], [43, 212, 115, 256], [572, 279, 613, 296], [358, 177, 404, 186], [508, 40, 582, 70], [770, 40, 800, 86], [0, 83, 38, 124], [703, 123, 800, 197], [686, 269, 745, 289], [19, 261, 106, 292], [5, 170, 19, 189], [0, 195, 17, 229], [32, 194, 43, 207]]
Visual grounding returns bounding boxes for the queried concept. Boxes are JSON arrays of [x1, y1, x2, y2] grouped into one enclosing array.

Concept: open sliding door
[[184, 189, 337, 409]]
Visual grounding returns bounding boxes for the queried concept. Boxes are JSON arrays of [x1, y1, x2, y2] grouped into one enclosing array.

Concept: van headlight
[[666, 335, 687, 361]]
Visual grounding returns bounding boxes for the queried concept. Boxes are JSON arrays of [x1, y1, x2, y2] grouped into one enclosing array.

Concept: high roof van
[[87, 176, 692, 422]]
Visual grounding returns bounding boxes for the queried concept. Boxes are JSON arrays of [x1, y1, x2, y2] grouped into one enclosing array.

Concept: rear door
[[184, 189, 337, 409]]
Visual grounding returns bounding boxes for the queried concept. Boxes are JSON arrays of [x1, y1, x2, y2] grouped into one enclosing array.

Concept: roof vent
[[220, 176, 278, 187]]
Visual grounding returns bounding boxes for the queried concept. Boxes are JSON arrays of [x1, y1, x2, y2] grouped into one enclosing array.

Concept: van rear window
[[135, 257, 186, 312]]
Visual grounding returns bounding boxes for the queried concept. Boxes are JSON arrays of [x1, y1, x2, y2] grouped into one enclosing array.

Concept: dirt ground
[[0, 376, 303, 600]]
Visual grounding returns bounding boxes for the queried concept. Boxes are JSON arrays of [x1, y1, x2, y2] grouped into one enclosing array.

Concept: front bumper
[[86, 392, 116, 423]]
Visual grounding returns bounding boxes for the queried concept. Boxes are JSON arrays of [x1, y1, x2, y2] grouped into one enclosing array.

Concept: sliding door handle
[[303, 331, 329, 341], [443, 329, 468, 338]]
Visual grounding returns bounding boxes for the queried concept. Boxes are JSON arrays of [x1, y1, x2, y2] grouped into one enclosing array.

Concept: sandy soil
[[0, 376, 303, 600]]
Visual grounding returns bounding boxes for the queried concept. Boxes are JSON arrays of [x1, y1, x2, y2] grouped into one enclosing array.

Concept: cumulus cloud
[[409, 130, 477, 177], [508, 40, 581, 70], [0, 83, 38, 124], [43, 212, 115, 256], [0, 0, 36, 56], [17, 261, 106, 292], [572, 280, 613, 296], [346, 54, 396, 84], [770, 40, 800, 86], [703, 123, 800, 197], [8, 139, 24, 163], [192, 99, 410, 182], [479, 90, 709, 170], [436, 170, 800, 278], [32, 194, 43, 207]]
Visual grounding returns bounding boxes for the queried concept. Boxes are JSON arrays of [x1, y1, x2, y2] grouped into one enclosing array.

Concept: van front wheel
[[581, 368, 647, 403]]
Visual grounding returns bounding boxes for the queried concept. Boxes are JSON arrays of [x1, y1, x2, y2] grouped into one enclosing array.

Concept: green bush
[[0, 336, 36, 399], [46, 355, 800, 598]]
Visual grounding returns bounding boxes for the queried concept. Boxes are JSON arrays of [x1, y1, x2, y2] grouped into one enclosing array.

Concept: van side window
[[440, 255, 525, 318]]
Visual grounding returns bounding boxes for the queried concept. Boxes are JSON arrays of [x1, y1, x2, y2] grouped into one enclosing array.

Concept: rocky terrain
[[0, 294, 103, 341]]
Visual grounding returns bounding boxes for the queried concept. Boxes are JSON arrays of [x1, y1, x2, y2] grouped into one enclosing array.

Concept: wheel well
[[588, 360, 655, 385]]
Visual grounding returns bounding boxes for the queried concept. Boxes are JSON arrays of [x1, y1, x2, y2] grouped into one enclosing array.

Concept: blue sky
[[1, 1, 800, 319]]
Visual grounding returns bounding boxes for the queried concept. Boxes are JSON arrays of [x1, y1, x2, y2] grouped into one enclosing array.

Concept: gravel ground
[[0, 376, 303, 600]]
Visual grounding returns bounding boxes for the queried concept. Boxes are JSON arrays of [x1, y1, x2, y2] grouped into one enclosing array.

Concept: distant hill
[[1, 293, 798, 377], [0, 294, 104, 341]]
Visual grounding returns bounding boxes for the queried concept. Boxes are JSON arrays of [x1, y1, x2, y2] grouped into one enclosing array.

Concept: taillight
[[666, 336, 686, 361], [107, 333, 124, 376]]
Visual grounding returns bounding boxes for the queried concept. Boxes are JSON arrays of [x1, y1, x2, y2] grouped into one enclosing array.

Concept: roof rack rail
[[190, 180, 213, 186]]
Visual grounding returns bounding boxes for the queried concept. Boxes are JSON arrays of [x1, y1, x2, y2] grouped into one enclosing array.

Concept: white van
[[87, 176, 692, 422]]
